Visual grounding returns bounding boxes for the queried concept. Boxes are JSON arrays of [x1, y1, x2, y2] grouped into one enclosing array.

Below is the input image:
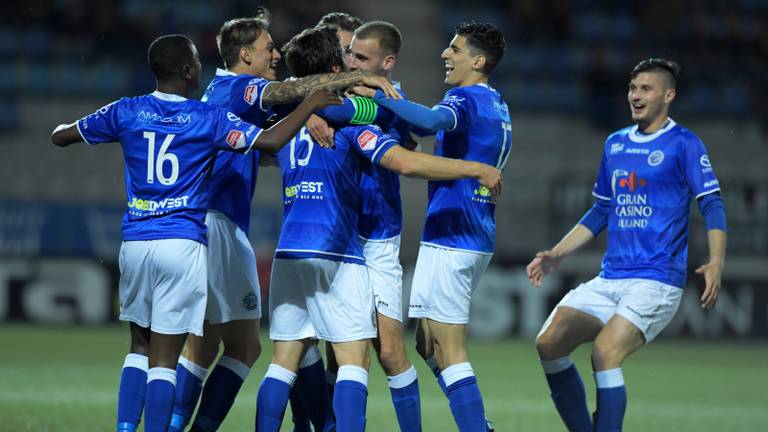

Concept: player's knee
[[536, 332, 565, 360], [244, 338, 262, 367], [377, 345, 408, 374], [591, 342, 623, 369]]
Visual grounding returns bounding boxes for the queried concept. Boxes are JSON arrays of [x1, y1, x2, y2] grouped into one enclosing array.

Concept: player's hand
[[695, 260, 723, 309], [305, 89, 343, 109], [526, 250, 563, 287], [357, 73, 400, 99], [346, 85, 377, 99], [475, 163, 502, 199], [306, 114, 335, 148]]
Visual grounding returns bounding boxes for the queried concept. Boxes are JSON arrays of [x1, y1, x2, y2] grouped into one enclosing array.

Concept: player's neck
[[457, 73, 487, 88], [156, 80, 191, 98], [637, 114, 670, 135]]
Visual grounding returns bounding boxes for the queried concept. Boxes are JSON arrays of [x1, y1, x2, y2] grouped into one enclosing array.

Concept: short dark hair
[[455, 21, 506, 74], [353, 21, 401, 55], [316, 12, 363, 32], [283, 26, 344, 77], [630, 58, 681, 88], [217, 14, 270, 68], [147, 34, 197, 81]]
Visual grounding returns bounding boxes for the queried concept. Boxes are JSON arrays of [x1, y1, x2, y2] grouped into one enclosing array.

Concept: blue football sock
[[144, 367, 176, 432], [256, 364, 296, 432], [594, 368, 627, 432], [293, 347, 334, 432], [333, 365, 368, 432], [169, 357, 208, 432], [388, 366, 422, 432], [442, 363, 486, 432], [116, 353, 148, 432], [426, 356, 447, 395], [189, 356, 250, 432], [541, 357, 592, 432]]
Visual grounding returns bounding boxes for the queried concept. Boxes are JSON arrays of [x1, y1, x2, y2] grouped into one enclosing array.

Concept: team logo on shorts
[[647, 150, 664, 166], [243, 293, 259, 311], [226, 130, 245, 149], [357, 130, 378, 151], [244, 85, 257, 105]]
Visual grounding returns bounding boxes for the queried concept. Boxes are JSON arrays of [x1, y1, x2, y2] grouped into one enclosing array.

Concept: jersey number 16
[[144, 131, 179, 185]]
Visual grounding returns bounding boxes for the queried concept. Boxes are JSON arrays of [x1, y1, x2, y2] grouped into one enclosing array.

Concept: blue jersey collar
[[215, 68, 237, 77]]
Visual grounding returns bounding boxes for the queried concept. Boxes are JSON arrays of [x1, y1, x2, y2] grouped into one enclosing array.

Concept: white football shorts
[[539, 277, 683, 343], [361, 235, 404, 322], [118, 239, 207, 336], [205, 210, 261, 324], [409, 243, 493, 324], [269, 258, 377, 343]]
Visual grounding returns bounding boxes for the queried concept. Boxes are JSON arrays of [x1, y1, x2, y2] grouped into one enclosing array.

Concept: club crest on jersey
[[244, 85, 257, 105], [357, 130, 378, 151], [226, 130, 245, 149], [648, 150, 664, 166]]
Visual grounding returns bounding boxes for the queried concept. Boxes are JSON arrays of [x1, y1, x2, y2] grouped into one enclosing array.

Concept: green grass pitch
[[1, 324, 766, 431]]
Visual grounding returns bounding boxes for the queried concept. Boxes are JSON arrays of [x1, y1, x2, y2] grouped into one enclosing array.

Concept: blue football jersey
[[77, 91, 264, 244], [274, 125, 398, 263], [592, 119, 721, 288], [358, 84, 411, 240], [421, 83, 512, 253], [202, 69, 275, 234]]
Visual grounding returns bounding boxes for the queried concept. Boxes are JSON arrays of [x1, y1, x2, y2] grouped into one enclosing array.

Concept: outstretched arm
[[261, 71, 400, 106], [526, 211, 603, 288], [51, 123, 84, 147], [378, 145, 501, 197], [253, 90, 342, 152], [371, 90, 454, 131]]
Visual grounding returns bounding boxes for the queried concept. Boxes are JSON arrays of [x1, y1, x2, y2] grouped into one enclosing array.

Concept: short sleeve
[[211, 108, 265, 152], [435, 87, 471, 132], [348, 125, 399, 165], [77, 99, 122, 145], [592, 148, 612, 201], [230, 76, 273, 115], [681, 136, 720, 199]]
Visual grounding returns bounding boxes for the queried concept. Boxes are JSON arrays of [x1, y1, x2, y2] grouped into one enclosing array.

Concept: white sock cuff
[[441, 362, 474, 388], [178, 356, 208, 381], [325, 369, 337, 385], [337, 365, 368, 387], [387, 366, 418, 389], [123, 353, 148, 371], [218, 356, 251, 381], [147, 367, 176, 386], [541, 357, 574, 374], [300, 345, 322, 368], [594, 368, 624, 389], [265, 364, 297, 386]]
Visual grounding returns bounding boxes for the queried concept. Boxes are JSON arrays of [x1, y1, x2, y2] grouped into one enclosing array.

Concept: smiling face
[[347, 36, 394, 77], [242, 31, 281, 80], [441, 35, 482, 86], [628, 71, 675, 130]]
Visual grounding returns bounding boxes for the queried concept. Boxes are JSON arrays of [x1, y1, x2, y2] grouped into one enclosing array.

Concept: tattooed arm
[[261, 71, 399, 106]]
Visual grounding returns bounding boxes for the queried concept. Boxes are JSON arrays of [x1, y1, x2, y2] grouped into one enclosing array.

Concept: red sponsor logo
[[244, 85, 256, 105], [357, 130, 378, 151], [618, 172, 647, 192], [226, 130, 244, 149]]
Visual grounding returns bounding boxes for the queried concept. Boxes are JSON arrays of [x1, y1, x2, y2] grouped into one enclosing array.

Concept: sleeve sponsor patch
[[244, 85, 257, 105], [357, 130, 378, 151], [226, 130, 246, 149]]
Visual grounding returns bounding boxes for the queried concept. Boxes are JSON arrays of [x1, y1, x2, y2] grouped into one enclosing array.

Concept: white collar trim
[[628, 118, 676, 143], [216, 68, 237, 77], [151, 91, 187, 102]]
